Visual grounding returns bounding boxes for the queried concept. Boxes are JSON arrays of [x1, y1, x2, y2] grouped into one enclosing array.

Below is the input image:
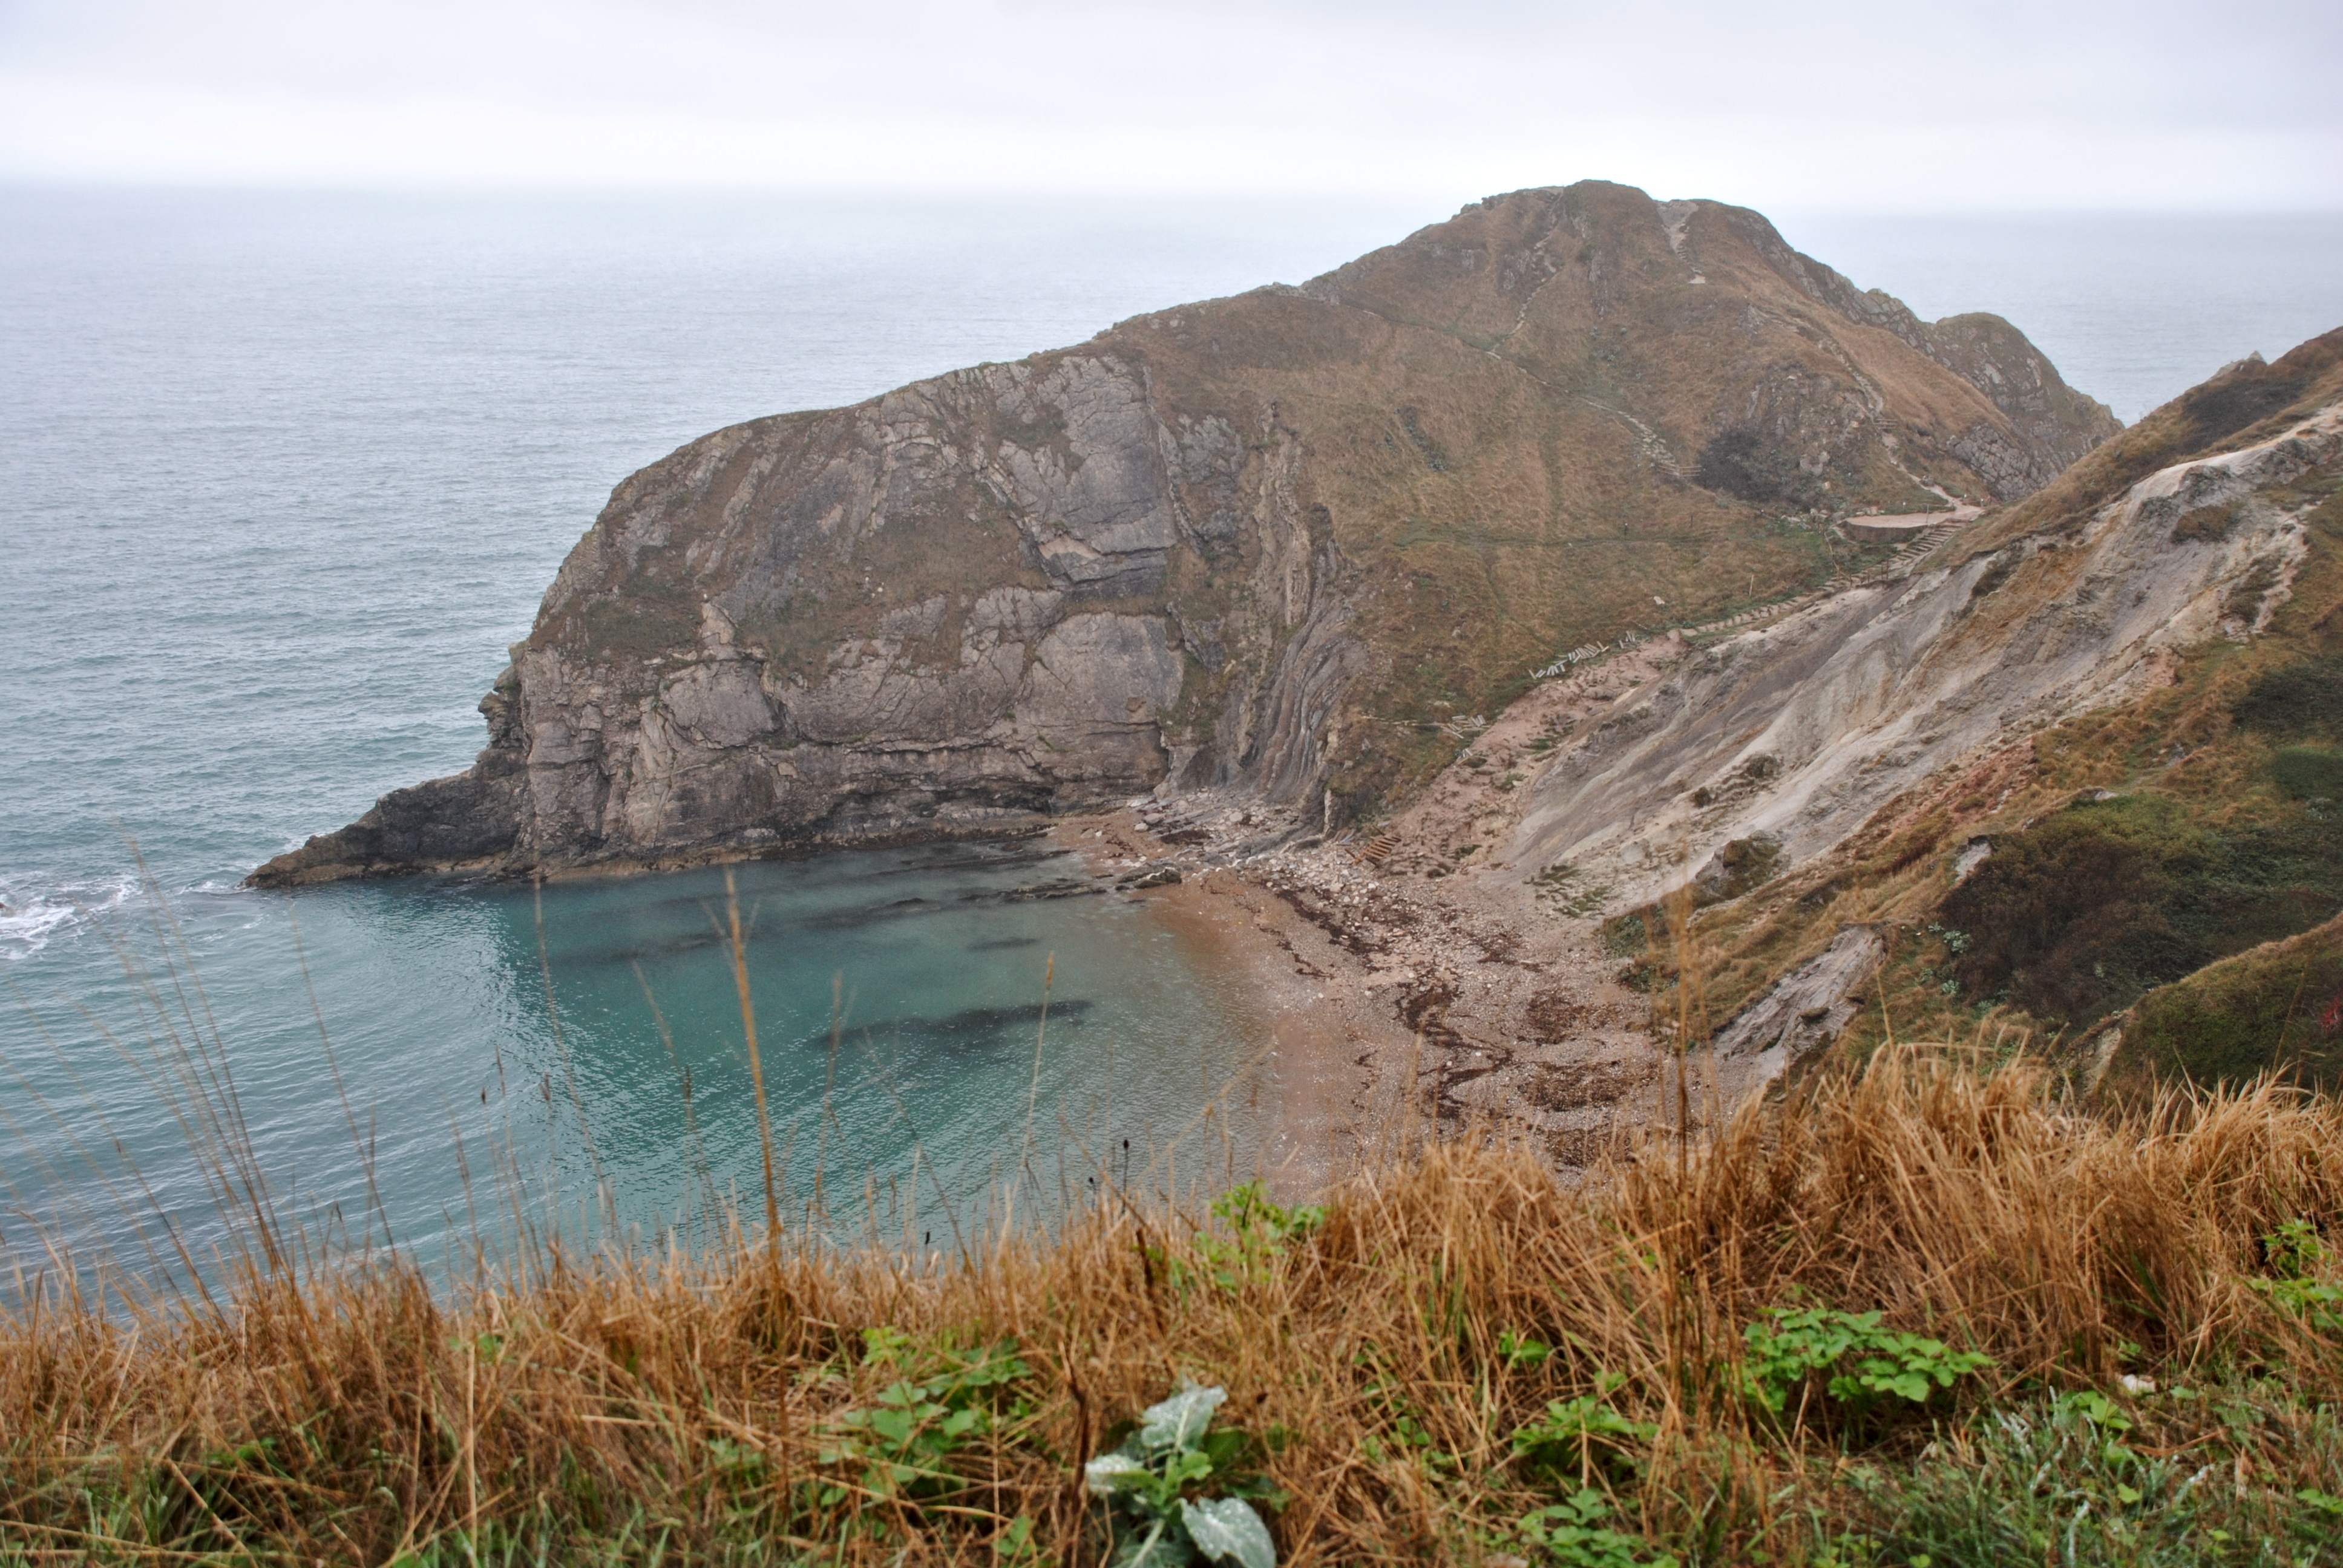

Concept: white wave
[[0, 874, 137, 961]]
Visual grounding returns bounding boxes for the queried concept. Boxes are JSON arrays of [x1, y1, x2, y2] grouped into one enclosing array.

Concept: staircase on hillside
[[1671, 515, 1968, 646]]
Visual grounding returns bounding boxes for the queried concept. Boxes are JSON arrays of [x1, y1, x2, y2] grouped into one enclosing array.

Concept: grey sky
[[2, 0, 2336, 207]]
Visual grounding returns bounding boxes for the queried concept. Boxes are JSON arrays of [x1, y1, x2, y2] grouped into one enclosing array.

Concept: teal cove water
[[11, 843, 1274, 1278], [0, 188, 1434, 1279], [4, 189, 2341, 1282]]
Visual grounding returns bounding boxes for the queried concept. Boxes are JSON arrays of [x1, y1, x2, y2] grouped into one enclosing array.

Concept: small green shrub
[[816, 1330, 1032, 1501], [1697, 426, 1821, 509], [1510, 1376, 1657, 1485], [1742, 1308, 1993, 1428], [2266, 1217, 2328, 1278], [1170, 1182, 1325, 1295], [2273, 746, 2343, 803], [2253, 1220, 2343, 1334], [1937, 795, 2204, 1028], [1601, 910, 1652, 958], [2052, 1388, 2143, 1469], [2119, 914, 2343, 1088], [1938, 789, 2343, 1034], [1851, 1387, 2343, 1567], [1510, 1489, 1678, 1568], [2234, 654, 2343, 738]]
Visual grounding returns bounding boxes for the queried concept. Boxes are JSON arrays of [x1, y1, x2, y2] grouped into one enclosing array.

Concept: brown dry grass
[[5, 1052, 2341, 1564]]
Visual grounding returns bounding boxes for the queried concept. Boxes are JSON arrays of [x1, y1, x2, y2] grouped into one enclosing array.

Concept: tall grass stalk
[[721, 869, 782, 1262]]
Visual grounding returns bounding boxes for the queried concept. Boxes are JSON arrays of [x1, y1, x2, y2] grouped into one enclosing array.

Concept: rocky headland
[[254, 181, 2112, 889]]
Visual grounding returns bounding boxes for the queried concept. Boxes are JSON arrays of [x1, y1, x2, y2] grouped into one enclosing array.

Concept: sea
[[4, 188, 2339, 1285]]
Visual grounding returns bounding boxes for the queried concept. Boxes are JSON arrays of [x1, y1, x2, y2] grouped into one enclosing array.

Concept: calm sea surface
[[4, 189, 2338, 1278]]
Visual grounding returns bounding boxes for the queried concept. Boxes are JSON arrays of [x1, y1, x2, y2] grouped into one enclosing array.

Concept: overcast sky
[[2, 0, 2338, 209]]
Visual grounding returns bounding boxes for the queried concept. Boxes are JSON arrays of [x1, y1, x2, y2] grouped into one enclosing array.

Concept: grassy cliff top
[[4, 1056, 2341, 1565]]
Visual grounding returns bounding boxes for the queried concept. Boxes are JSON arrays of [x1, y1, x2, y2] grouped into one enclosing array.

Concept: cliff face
[[1478, 328, 2342, 1087], [1512, 371, 2341, 905], [254, 181, 2117, 885]]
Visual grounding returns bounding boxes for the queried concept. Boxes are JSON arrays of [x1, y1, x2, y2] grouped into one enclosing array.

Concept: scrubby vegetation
[[2234, 655, 2343, 739], [1693, 427, 1823, 509], [6, 1056, 2343, 1564], [1935, 789, 2343, 1036], [1961, 342, 2327, 563]]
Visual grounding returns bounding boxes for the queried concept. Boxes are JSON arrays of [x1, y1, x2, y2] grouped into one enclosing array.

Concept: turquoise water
[[0, 188, 1424, 1276], [4, 190, 2339, 1280], [7, 843, 1272, 1277]]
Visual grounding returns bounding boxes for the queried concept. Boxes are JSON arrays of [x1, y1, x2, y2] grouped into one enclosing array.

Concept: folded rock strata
[[1510, 398, 2338, 905]]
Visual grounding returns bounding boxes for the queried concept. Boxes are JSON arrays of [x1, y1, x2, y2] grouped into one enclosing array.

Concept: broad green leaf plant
[[816, 1330, 1032, 1503], [2253, 1219, 2343, 1333], [1509, 1374, 1659, 1486], [1165, 1183, 1327, 1296], [1084, 1384, 1278, 1568], [1512, 1488, 1680, 1568], [1743, 1307, 1993, 1429]]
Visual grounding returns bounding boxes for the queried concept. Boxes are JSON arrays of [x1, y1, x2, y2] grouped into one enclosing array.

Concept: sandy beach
[[1052, 641, 1691, 1188]]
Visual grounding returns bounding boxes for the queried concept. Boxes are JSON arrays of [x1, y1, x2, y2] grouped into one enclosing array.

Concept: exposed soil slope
[[1510, 383, 2336, 910], [1524, 330, 2343, 1091], [1114, 330, 2343, 1141]]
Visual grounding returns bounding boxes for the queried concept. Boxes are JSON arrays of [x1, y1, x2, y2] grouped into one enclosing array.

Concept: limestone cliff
[[1513, 381, 2338, 904], [254, 181, 2115, 885], [1482, 328, 2343, 1085]]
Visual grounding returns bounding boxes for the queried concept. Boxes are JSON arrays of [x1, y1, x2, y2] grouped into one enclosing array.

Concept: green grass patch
[[2234, 654, 2343, 739], [2274, 746, 2343, 803], [2119, 912, 2343, 1089]]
